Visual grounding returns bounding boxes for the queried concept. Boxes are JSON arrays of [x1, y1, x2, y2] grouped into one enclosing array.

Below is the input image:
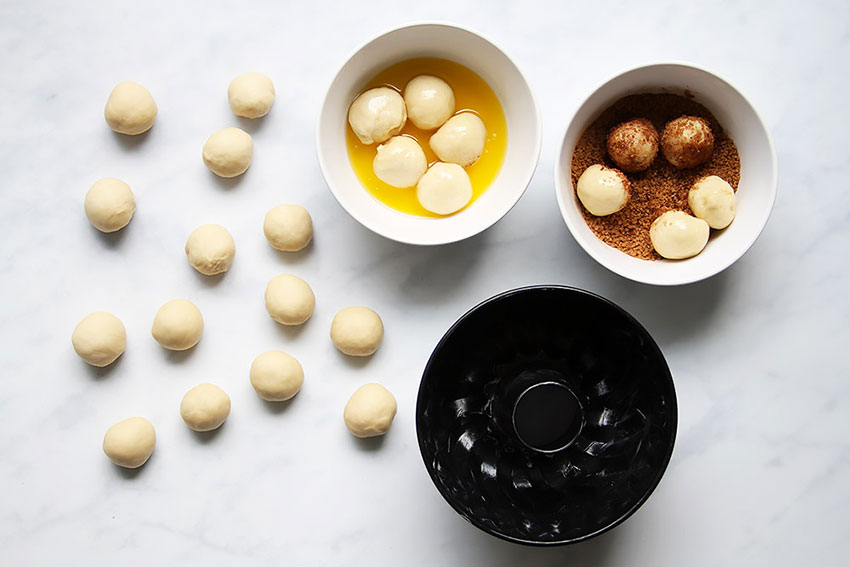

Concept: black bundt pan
[[416, 286, 677, 546]]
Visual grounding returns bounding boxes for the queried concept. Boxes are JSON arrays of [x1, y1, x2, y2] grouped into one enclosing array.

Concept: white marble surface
[[1, 0, 848, 565]]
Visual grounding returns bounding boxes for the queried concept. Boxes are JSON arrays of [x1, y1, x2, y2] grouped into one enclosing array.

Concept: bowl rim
[[315, 21, 543, 246], [415, 284, 678, 546], [553, 60, 778, 285]]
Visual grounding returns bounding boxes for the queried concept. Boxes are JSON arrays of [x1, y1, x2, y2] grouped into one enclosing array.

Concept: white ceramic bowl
[[554, 63, 777, 285], [317, 23, 541, 245]]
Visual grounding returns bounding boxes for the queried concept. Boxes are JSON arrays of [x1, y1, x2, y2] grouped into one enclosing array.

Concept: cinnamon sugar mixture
[[570, 93, 740, 260]]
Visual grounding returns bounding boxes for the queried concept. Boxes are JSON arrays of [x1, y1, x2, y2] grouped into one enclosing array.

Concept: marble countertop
[[1, 0, 848, 565]]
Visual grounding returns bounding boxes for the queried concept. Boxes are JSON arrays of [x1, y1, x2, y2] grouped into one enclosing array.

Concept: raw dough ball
[[202, 127, 253, 178], [151, 299, 203, 350], [185, 224, 235, 275], [263, 204, 313, 252], [249, 350, 304, 401], [606, 118, 659, 172], [403, 75, 455, 130], [344, 383, 397, 438], [104, 81, 157, 135], [84, 178, 136, 233], [180, 383, 231, 432], [429, 112, 487, 167], [661, 115, 715, 169], [576, 164, 630, 216], [103, 417, 156, 468], [71, 311, 126, 367], [416, 162, 473, 215], [348, 87, 407, 145], [330, 306, 384, 357], [688, 175, 736, 229], [373, 136, 427, 188], [265, 274, 315, 325], [650, 210, 710, 259], [227, 72, 275, 119]]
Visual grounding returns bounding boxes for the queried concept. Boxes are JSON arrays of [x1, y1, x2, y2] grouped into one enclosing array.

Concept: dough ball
[[202, 127, 253, 178], [650, 210, 710, 259], [403, 75, 455, 130], [227, 72, 275, 119], [373, 136, 427, 188], [330, 306, 384, 357], [180, 383, 231, 432], [688, 175, 736, 229], [185, 224, 235, 276], [265, 274, 315, 325], [151, 299, 203, 350], [249, 350, 304, 401], [429, 112, 486, 167], [661, 115, 714, 169], [576, 164, 631, 216], [71, 311, 126, 367], [104, 81, 157, 135], [348, 87, 407, 145], [606, 118, 659, 172], [263, 204, 313, 252], [344, 383, 397, 438], [84, 178, 136, 233], [103, 417, 156, 468], [416, 162, 473, 215]]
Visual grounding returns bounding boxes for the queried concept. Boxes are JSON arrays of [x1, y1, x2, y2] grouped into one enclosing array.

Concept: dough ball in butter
[[348, 87, 407, 145], [576, 164, 630, 216], [185, 224, 235, 276], [650, 210, 710, 259], [344, 383, 397, 438], [72, 311, 126, 367], [250, 350, 304, 401], [373, 136, 427, 188], [403, 75, 455, 130], [429, 112, 486, 167], [103, 417, 156, 468], [202, 127, 253, 178], [180, 383, 230, 432], [688, 175, 736, 229], [264, 204, 313, 252], [152, 299, 203, 351], [104, 81, 157, 135], [331, 306, 384, 357], [84, 177, 136, 233], [228, 72, 275, 119], [417, 162, 473, 215], [265, 274, 315, 326]]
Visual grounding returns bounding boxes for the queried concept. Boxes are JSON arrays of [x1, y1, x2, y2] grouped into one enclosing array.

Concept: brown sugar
[[570, 93, 740, 260]]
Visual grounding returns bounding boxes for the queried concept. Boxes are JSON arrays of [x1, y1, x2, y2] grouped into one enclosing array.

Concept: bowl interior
[[555, 63, 777, 285], [317, 23, 541, 245], [416, 286, 677, 545]]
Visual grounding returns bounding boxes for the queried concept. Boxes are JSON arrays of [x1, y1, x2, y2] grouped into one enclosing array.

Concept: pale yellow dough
[[103, 417, 156, 468], [265, 274, 315, 325], [202, 127, 253, 177], [185, 224, 235, 275], [344, 383, 397, 438], [151, 299, 203, 350], [263, 205, 313, 252], [84, 178, 136, 233], [331, 306, 384, 356], [71, 311, 126, 367], [249, 350, 304, 401], [104, 81, 157, 135], [228, 72, 275, 118], [348, 87, 407, 145], [180, 383, 231, 432]]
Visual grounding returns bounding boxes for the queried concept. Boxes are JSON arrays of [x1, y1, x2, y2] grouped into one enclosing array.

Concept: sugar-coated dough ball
[[344, 383, 397, 438], [661, 115, 714, 169], [265, 274, 315, 325], [688, 175, 736, 229], [417, 162, 473, 215], [250, 350, 304, 401], [576, 164, 631, 216], [331, 306, 384, 357], [103, 417, 156, 468], [263, 204, 313, 252], [84, 178, 136, 233], [71, 311, 126, 367], [606, 118, 659, 172], [151, 299, 203, 350], [373, 136, 427, 188], [429, 112, 486, 167], [403, 75, 455, 130], [185, 224, 235, 275], [228, 72, 275, 119], [650, 210, 710, 259], [348, 87, 407, 145], [104, 81, 157, 135], [180, 383, 231, 432], [202, 127, 253, 178]]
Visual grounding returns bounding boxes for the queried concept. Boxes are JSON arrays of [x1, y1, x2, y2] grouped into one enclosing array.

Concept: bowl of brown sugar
[[555, 63, 777, 285]]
